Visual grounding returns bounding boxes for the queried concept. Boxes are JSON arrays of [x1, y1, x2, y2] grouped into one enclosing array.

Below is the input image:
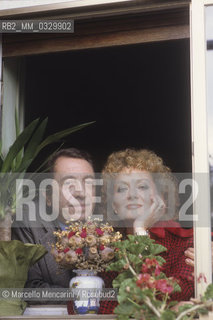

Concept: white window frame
[[191, 0, 213, 297]]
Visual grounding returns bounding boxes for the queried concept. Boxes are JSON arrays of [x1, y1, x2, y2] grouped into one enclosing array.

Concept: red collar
[[149, 220, 193, 238]]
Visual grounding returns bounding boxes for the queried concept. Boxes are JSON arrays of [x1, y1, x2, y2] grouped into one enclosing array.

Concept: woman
[[99, 148, 194, 313]]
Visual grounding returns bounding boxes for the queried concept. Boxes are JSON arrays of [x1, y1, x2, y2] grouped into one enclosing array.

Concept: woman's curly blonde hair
[[102, 149, 179, 223], [102, 149, 170, 175]]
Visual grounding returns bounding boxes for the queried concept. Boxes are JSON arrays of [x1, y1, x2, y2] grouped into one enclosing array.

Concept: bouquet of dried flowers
[[51, 220, 122, 272]]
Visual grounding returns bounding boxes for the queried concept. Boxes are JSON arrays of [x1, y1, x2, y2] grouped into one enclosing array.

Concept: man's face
[[51, 156, 95, 223]]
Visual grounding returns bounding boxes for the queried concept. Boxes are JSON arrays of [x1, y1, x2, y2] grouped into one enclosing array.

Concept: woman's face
[[112, 169, 157, 222]]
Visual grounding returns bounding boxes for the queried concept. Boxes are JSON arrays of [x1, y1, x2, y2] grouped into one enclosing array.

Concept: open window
[[1, 0, 212, 299]]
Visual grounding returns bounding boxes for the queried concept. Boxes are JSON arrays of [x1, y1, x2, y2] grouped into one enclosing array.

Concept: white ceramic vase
[[69, 269, 104, 314]]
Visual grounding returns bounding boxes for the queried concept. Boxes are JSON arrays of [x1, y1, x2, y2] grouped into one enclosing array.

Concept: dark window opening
[[25, 39, 191, 173]]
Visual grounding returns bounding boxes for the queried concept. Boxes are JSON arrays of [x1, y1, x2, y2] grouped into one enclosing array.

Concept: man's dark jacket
[[12, 209, 73, 292]]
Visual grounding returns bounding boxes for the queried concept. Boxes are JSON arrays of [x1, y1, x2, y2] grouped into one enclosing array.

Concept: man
[[12, 148, 95, 290]]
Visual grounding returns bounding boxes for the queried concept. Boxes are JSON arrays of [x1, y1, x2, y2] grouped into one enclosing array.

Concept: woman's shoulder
[[149, 220, 193, 239]]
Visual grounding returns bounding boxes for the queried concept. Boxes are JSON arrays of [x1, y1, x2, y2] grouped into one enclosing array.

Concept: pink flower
[[155, 264, 161, 276], [136, 273, 156, 289], [155, 279, 173, 294], [96, 228, 104, 236], [141, 258, 161, 276], [99, 245, 105, 251], [63, 247, 70, 253], [145, 258, 159, 268], [137, 273, 151, 284], [141, 264, 148, 273]]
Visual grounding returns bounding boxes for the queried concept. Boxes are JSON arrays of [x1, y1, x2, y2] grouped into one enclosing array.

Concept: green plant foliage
[[107, 234, 213, 320], [203, 283, 213, 301], [0, 117, 94, 219], [0, 240, 47, 316], [161, 310, 176, 320]]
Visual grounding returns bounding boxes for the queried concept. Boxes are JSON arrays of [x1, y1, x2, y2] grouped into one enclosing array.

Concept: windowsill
[[0, 306, 213, 319], [0, 305, 116, 319]]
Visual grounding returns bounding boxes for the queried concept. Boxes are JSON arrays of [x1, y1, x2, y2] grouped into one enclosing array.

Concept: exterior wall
[[0, 0, 76, 10], [0, 0, 133, 11]]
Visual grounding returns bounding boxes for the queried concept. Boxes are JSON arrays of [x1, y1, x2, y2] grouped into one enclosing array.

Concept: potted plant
[[0, 114, 93, 316], [107, 234, 213, 320]]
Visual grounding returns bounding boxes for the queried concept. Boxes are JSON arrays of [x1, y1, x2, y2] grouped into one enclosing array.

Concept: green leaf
[[114, 301, 136, 316], [112, 271, 132, 288], [0, 158, 3, 173], [14, 108, 23, 170], [106, 259, 127, 272], [15, 118, 48, 172], [127, 252, 142, 265], [36, 121, 95, 155], [128, 234, 153, 243], [177, 303, 195, 314], [138, 287, 155, 300], [118, 278, 138, 304], [167, 301, 178, 308], [111, 239, 130, 250], [127, 243, 147, 255], [125, 235, 167, 257], [15, 105, 20, 138], [150, 243, 167, 255], [126, 234, 137, 242], [161, 310, 176, 320], [127, 234, 151, 245], [1, 119, 39, 173], [153, 255, 166, 265], [172, 281, 181, 293], [15, 158, 34, 175], [0, 141, 4, 167], [204, 284, 213, 300], [14, 148, 24, 171], [196, 307, 208, 315], [32, 142, 64, 173]]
